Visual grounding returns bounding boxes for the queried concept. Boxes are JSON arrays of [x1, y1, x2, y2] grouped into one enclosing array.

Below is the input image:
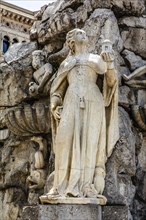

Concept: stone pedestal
[[21, 205, 131, 220], [38, 204, 102, 220]]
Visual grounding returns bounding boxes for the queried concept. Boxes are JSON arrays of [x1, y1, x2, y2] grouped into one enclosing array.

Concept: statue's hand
[[100, 52, 114, 70], [94, 167, 105, 194], [51, 96, 62, 121], [94, 175, 105, 195], [52, 106, 63, 121]]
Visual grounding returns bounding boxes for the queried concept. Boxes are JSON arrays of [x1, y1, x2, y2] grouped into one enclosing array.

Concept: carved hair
[[66, 28, 82, 55]]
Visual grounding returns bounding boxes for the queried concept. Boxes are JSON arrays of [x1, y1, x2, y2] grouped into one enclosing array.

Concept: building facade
[[0, 0, 35, 55]]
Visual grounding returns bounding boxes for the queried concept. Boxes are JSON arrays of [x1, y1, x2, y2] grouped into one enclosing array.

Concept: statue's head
[[66, 29, 88, 55], [32, 50, 45, 70]]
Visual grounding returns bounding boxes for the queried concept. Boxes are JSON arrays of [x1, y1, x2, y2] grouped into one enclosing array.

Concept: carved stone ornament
[[5, 103, 51, 136], [29, 50, 53, 97]]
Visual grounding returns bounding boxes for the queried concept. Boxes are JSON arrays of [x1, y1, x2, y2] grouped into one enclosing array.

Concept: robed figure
[[44, 29, 119, 201]]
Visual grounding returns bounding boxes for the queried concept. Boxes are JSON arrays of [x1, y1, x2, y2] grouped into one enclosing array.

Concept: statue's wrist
[[107, 62, 114, 70]]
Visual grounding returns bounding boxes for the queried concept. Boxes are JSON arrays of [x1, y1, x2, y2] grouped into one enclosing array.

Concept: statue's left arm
[[100, 52, 118, 107]]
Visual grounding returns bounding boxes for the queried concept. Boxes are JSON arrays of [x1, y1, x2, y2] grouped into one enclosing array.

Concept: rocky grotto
[[0, 0, 146, 219]]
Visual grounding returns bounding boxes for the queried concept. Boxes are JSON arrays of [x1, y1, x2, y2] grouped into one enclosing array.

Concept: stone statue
[[40, 28, 119, 203], [29, 50, 53, 96]]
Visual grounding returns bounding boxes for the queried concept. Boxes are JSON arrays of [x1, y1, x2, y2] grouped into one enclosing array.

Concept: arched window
[[3, 36, 10, 53], [12, 38, 19, 44]]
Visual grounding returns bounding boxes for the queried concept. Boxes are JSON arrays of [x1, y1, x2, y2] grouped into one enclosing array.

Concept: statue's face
[[74, 30, 88, 45], [32, 54, 43, 69]]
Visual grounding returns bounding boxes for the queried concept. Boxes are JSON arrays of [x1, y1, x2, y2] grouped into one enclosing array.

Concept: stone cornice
[[0, 1, 35, 26], [0, 8, 34, 26], [1, 0, 35, 16]]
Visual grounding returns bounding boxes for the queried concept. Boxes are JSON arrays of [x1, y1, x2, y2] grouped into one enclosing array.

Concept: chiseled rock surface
[[37, 8, 75, 45], [104, 107, 136, 207], [0, 189, 25, 220], [4, 42, 37, 64], [84, 9, 123, 53], [0, 42, 38, 106], [119, 85, 136, 108], [121, 28, 146, 59], [122, 49, 146, 71], [0, 62, 31, 106], [119, 16, 146, 29], [102, 205, 132, 220], [38, 204, 102, 220], [21, 206, 39, 220], [111, 0, 145, 16]]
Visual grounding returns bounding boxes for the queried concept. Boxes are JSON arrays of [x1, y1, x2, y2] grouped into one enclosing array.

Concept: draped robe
[[50, 54, 119, 197]]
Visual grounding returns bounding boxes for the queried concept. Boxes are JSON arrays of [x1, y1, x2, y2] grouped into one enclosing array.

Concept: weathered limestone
[[122, 50, 146, 71], [119, 86, 135, 108], [0, 42, 37, 106], [102, 206, 132, 220], [38, 204, 102, 220], [119, 16, 146, 29], [22, 206, 39, 220], [111, 0, 145, 16], [4, 42, 37, 64], [121, 28, 146, 59], [37, 8, 76, 45], [104, 107, 136, 206], [84, 9, 123, 53]]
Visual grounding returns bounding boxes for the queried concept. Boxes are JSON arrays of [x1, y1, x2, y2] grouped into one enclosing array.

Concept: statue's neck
[[74, 44, 88, 56]]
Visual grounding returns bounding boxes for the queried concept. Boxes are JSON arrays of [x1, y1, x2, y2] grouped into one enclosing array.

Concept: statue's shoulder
[[89, 53, 101, 61], [59, 56, 76, 71], [88, 53, 103, 65], [87, 53, 106, 73]]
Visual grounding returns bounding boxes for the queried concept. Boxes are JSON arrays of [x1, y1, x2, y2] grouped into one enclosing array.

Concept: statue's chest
[[68, 64, 97, 83]]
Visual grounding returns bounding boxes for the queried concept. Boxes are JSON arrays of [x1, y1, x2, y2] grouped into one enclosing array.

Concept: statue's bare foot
[[83, 185, 98, 198], [39, 188, 61, 203], [46, 187, 61, 199], [65, 189, 80, 198]]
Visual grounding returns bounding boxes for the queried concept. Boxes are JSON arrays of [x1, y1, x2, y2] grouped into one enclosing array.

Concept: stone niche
[[0, 0, 146, 220]]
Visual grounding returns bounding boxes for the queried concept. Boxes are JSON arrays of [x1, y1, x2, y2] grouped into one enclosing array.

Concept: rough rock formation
[[0, 0, 146, 219]]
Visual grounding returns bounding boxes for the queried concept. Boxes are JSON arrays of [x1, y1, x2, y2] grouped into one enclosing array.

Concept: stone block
[[22, 205, 133, 220], [102, 206, 132, 220], [21, 206, 39, 220], [38, 204, 102, 220]]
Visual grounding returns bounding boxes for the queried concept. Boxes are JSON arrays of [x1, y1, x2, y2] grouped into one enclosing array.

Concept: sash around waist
[[66, 82, 103, 101]]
